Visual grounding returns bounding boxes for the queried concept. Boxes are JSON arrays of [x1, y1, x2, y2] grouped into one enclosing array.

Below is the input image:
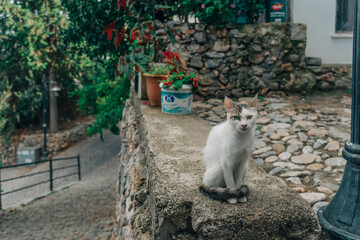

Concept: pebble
[[259, 151, 277, 158], [280, 170, 312, 177], [313, 139, 328, 149], [323, 166, 332, 172], [282, 135, 297, 141], [293, 121, 316, 128], [252, 146, 273, 155], [291, 186, 306, 193], [298, 132, 308, 141], [267, 103, 289, 110], [315, 186, 333, 195], [312, 201, 329, 214], [292, 114, 307, 121], [324, 139, 340, 151], [268, 167, 284, 176], [278, 152, 292, 161], [291, 154, 320, 165], [325, 157, 347, 167], [273, 162, 304, 170], [313, 151, 322, 156], [254, 158, 264, 166], [262, 123, 291, 132], [321, 154, 330, 159], [308, 128, 328, 138], [286, 177, 302, 185], [274, 117, 292, 123], [257, 117, 271, 124], [306, 163, 324, 171], [270, 133, 282, 140], [272, 143, 285, 153], [287, 138, 304, 147], [265, 155, 278, 163], [302, 146, 313, 154], [286, 144, 299, 153], [277, 128, 290, 136], [253, 139, 266, 149], [299, 192, 327, 205]]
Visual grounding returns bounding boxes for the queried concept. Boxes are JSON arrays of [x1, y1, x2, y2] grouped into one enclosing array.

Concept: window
[[336, 0, 354, 33]]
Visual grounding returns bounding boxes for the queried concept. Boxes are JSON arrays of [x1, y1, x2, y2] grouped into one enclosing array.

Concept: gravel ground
[[0, 131, 120, 240]]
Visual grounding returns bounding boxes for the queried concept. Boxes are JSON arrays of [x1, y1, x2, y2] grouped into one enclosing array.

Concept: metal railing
[[0, 155, 81, 210]]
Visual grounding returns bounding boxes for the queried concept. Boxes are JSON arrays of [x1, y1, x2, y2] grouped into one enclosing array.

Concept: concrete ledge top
[[139, 105, 321, 240]]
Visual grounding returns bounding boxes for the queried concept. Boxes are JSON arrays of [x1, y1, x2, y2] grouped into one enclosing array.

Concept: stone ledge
[[113, 91, 321, 239]]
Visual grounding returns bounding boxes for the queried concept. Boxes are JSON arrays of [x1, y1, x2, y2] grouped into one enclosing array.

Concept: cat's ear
[[248, 93, 258, 108], [224, 96, 235, 111]]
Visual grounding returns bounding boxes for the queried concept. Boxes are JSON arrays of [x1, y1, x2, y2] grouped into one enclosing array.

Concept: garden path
[[0, 131, 120, 240]]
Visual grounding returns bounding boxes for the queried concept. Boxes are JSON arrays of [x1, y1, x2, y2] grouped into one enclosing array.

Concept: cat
[[199, 94, 258, 204]]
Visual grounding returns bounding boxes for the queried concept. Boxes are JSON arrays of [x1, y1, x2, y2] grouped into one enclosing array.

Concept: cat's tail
[[198, 185, 249, 201]]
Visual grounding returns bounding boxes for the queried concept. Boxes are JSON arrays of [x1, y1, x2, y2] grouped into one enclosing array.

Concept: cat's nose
[[241, 124, 247, 128]]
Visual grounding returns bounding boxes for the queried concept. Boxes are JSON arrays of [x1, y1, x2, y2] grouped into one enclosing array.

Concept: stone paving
[[0, 131, 120, 240], [193, 91, 352, 213]]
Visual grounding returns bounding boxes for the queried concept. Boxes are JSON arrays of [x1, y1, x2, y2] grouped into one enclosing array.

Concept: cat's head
[[224, 95, 258, 133]]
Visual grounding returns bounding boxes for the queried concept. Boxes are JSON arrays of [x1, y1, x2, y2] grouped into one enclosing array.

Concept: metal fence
[[0, 155, 81, 210]]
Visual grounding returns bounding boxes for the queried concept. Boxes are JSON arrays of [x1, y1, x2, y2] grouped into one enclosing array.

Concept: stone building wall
[[161, 22, 352, 98]]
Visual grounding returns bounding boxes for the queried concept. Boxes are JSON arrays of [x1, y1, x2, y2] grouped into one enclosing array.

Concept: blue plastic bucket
[[160, 84, 193, 114]]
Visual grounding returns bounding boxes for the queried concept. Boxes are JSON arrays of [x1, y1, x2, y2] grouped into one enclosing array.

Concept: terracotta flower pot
[[143, 73, 165, 107]]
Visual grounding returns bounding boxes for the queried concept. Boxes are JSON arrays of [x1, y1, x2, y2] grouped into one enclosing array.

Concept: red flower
[[164, 82, 168, 86], [194, 82, 198, 87], [102, 21, 116, 40], [162, 77, 166, 80]]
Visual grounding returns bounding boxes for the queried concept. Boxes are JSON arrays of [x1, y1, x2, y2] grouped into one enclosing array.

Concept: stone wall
[[112, 89, 321, 240], [162, 22, 352, 98], [308, 65, 352, 91], [0, 120, 92, 166]]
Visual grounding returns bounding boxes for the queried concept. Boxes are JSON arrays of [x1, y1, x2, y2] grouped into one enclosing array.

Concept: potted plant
[[159, 68, 199, 115], [143, 64, 173, 106], [142, 50, 186, 106]]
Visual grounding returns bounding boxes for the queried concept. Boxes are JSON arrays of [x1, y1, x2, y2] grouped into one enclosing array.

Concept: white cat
[[199, 95, 258, 204]]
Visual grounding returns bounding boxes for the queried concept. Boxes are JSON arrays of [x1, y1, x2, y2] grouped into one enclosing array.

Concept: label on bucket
[[161, 91, 193, 114]]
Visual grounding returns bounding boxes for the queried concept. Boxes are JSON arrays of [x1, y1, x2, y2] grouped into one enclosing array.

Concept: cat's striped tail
[[199, 185, 249, 201]]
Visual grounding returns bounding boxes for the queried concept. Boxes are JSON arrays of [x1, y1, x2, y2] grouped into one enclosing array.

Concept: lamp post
[[42, 74, 48, 160], [317, 0, 360, 239]]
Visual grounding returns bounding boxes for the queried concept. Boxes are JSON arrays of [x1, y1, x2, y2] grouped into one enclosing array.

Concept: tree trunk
[[49, 64, 58, 133]]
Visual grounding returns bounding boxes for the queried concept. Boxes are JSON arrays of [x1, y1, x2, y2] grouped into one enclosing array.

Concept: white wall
[[291, 0, 353, 64]]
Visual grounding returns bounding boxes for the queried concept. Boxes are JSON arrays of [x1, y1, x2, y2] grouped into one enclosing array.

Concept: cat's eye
[[247, 115, 253, 120], [233, 116, 240, 121]]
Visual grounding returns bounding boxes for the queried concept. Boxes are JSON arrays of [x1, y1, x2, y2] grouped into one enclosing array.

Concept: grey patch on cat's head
[[224, 96, 248, 113]]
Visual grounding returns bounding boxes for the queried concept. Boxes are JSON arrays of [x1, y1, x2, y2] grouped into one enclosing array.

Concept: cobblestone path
[[0, 131, 120, 240]]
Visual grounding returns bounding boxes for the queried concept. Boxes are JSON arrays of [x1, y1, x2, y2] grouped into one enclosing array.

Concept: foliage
[[102, 0, 183, 79], [61, 0, 120, 65], [0, 0, 81, 143], [161, 71, 199, 91], [147, 65, 173, 75], [179, 0, 265, 26], [72, 63, 130, 140], [159, 51, 198, 91]]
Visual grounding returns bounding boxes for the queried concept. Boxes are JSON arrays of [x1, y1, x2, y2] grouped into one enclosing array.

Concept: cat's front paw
[[227, 198, 238, 204], [238, 196, 247, 203]]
